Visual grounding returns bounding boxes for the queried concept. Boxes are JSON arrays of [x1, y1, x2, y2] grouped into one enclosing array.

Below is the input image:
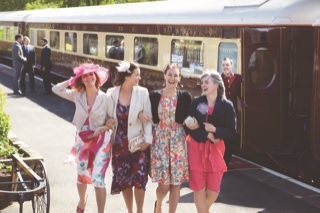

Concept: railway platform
[[1, 64, 320, 212]]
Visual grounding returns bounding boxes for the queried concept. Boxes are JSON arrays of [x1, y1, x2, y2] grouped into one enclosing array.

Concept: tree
[[0, 0, 156, 11]]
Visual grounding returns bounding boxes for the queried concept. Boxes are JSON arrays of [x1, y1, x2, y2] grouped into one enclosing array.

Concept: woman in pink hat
[[53, 61, 115, 213]]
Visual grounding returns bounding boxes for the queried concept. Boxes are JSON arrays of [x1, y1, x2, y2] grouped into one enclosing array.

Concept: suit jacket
[[106, 86, 153, 144], [41, 45, 52, 69], [149, 89, 192, 124], [22, 45, 35, 66], [52, 81, 112, 131], [11, 41, 25, 69], [187, 95, 236, 143]]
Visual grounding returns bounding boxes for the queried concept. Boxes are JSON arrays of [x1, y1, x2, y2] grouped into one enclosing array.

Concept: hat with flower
[[69, 62, 109, 87]]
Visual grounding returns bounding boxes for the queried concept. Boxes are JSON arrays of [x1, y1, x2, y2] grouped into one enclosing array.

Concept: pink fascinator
[[69, 62, 109, 87], [116, 61, 131, 73]]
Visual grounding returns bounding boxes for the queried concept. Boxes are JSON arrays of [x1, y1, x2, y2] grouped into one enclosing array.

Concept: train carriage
[[0, 0, 320, 187]]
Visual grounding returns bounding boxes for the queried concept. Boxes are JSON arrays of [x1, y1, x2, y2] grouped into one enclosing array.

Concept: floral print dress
[[74, 112, 112, 188], [111, 102, 150, 194], [151, 95, 188, 185]]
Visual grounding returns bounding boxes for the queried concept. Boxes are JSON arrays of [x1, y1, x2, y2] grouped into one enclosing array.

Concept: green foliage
[[0, 0, 157, 11], [0, 89, 17, 173], [0, 89, 18, 160], [25, 0, 61, 10]]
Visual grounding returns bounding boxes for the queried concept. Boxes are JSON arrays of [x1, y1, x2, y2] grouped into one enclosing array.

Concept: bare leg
[[134, 187, 146, 213], [194, 188, 206, 213], [168, 185, 180, 213], [77, 183, 87, 209], [155, 183, 170, 213], [206, 189, 219, 213], [94, 187, 106, 213], [122, 188, 134, 213]]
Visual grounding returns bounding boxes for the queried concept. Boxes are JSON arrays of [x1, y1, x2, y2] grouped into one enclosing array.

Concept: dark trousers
[[42, 67, 52, 93], [13, 64, 23, 93], [20, 65, 35, 93], [224, 133, 240, 168]]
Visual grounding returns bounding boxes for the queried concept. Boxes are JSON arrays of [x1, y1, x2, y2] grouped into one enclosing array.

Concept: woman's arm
[[52, 80, 75, 102]]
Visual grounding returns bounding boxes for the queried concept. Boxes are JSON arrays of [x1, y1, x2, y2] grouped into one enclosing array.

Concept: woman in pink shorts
[[185, 70, 236, 213]]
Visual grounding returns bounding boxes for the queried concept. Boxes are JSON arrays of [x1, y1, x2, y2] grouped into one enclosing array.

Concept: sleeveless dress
[[111, 102, 150, 194], [74, 108, 112, 188], [150, 95, 188, 185]]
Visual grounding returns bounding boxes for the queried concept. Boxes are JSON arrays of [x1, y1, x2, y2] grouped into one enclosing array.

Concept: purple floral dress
[[111, 102, 150, 194]]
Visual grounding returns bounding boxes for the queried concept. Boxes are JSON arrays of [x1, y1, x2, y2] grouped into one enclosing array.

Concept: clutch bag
[[128, 135, 144, 153], [79, 130, 96, 143]]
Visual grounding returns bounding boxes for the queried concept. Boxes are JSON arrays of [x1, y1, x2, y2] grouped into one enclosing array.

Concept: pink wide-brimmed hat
[[69, 62, 109, 87]]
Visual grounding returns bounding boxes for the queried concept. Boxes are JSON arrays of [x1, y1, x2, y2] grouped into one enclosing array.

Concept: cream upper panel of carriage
[[0, 10, 36, 22], [18, 0, 320, 26]]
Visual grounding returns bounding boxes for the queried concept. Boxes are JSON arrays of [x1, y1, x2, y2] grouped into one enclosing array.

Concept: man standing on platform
[[221, 57, 242, 167], [40, 38, 52, 94], [21, 36, 36, 95], [11, 34, 26, 95]]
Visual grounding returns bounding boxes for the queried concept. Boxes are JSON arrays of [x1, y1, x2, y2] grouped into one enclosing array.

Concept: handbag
[[128, 134, 145, 153], [79, 130, 98, 143]]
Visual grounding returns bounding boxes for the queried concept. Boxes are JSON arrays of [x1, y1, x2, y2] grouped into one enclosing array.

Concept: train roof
[[1, 0, 320, 26]]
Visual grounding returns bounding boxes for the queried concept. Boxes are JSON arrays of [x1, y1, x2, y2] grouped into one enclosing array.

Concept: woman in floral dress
[[53, 62, 115, 213], [106, 61, 152, 213], [148, 64, 192, 213]]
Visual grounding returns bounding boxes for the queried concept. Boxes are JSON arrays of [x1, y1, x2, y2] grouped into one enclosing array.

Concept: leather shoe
[[13, 91, 22, 96]]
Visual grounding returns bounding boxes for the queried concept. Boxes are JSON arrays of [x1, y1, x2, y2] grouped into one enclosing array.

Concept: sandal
[[76, 194, 88, 213]]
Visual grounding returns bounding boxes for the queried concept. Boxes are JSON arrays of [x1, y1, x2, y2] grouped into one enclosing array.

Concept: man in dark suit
[[221, 57, 242, 168], [40, 38, 52, 94], [11, 34, 26, 95], [21, 36, 36, 95]]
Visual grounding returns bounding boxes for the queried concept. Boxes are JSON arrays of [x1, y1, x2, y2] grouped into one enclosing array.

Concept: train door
[[311, 29, 320, 161], [241, 28, 287, 154]]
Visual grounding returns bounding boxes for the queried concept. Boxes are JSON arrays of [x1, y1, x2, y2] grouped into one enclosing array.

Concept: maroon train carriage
[[0, 0, 320, 187]]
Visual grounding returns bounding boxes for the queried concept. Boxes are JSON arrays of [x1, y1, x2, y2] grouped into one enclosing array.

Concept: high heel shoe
[[76, 194, 88, 213], [76, 206, 85, 213]]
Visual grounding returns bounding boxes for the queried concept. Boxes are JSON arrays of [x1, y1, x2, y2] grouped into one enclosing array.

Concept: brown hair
[[164, 64, 183, 88], [114, 62, 139, 86], [73, 72, 102, 92]]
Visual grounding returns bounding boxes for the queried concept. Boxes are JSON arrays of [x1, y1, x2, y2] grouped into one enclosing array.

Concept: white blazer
[[106, 86, 153, 144], [53, 81, 112, 131]]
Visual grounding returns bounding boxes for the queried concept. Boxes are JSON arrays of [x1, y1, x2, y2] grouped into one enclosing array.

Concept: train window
[[30, 30, 35, 45], [50, 31, 60, 50], [0, 26, 4, 40], [37, 30, 46, 46], [171, 39, 203, 74], [83, 33, 98, 56], [105, 35, 124, 60], [248, 48, 276, 89], [218, 42, 238, 73], [65, 32, 77, 53], [134, 37, 158, 66], [5, 27, 13, 41]]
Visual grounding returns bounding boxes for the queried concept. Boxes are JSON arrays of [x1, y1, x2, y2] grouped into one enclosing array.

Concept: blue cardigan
[[186, 95, 236, 143]]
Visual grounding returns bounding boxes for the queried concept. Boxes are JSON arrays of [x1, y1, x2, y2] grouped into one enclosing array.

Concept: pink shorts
[[189, 170, 224, 192], [187, 136, 226, 192]]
